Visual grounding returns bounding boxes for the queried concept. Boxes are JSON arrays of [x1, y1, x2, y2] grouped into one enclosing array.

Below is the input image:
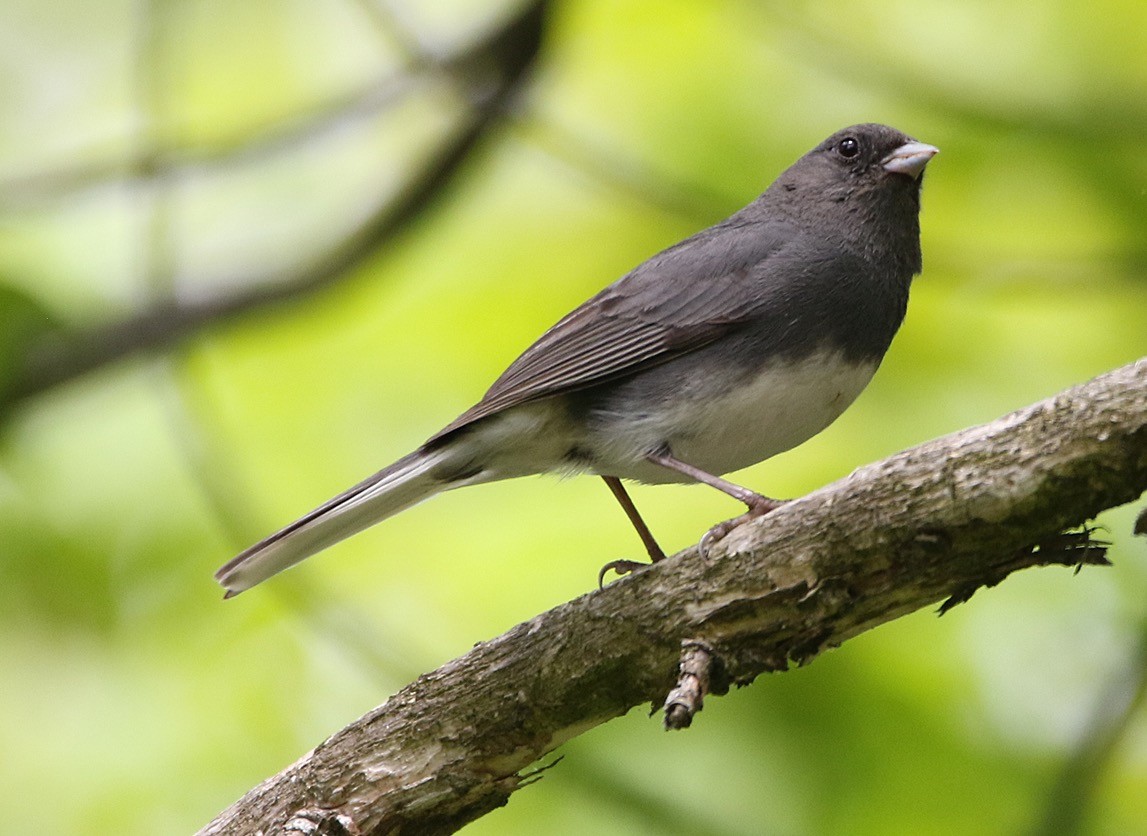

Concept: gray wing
[[431, 212, 818, 441]]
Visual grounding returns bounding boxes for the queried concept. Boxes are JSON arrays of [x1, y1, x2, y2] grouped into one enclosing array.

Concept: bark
[[201, 358, 1147, 836]]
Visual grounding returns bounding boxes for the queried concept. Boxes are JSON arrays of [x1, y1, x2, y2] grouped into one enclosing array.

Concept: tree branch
[[200, 358, 1147, 836]]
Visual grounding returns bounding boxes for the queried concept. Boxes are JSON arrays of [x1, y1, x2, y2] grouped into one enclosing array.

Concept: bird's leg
[[646, 448, 788, 553], [603, 476, 667, 562], [598, 475, 666, 586]]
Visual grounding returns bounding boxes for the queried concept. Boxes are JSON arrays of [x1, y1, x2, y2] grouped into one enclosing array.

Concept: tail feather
[[216, 448, 448, 597]]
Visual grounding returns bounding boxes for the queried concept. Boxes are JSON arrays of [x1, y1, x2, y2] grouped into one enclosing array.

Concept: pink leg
[[646, 449, 787, 551], [598, 476, 666, 586]]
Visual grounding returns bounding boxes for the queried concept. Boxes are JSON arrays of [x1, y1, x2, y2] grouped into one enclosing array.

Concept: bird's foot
[[700, 495, 790, 557], [598, 558, 653, 587]]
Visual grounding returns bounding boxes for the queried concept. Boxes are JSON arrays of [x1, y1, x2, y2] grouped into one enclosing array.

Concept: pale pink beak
[[881, 141, 939, 179]]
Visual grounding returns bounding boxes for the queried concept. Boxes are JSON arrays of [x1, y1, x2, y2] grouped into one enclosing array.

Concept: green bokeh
[[1, 1, 1145, 833]]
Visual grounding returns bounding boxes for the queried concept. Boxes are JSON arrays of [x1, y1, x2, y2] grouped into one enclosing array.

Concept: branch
[[0, 2, 539, 207], [3, 0, 549, 409], [201, 358, 1147, 836]]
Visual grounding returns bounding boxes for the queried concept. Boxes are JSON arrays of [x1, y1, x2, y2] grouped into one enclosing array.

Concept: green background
[[1, 1, 1145, 833]]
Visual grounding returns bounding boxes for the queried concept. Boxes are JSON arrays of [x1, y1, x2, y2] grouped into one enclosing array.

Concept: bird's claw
[[597, 558, 651, 588], [699, 497, 790, 557], [699, 521, 736, 558]]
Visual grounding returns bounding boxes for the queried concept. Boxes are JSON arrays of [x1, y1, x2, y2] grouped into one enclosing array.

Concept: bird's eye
[[837, 137, 860, 158]]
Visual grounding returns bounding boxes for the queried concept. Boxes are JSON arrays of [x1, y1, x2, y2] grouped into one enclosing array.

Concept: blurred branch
[[362, 0, 739, 224], [0, 4, 527, 207], [2, 0, 548, 412], [1, 6, 728, 225], [1030, 614, 1147, 835], [201, 358, 1147, 836], [0, 63, 413, 208]]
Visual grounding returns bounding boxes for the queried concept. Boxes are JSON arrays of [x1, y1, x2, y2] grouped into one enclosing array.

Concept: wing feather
[[431, 212, 812, 441]]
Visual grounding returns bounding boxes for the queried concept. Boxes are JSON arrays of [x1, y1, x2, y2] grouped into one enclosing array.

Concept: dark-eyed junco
[[217, 123, 937, 597]]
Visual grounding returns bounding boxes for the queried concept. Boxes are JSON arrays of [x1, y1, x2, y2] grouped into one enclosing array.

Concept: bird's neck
[[761, 178, 924, 280]]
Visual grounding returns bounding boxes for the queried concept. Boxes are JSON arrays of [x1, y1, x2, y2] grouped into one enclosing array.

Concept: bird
[[216, 123, 938, 598]]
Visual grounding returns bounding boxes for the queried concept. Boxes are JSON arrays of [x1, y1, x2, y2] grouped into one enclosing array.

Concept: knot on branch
[[282, 808, 361, 835]]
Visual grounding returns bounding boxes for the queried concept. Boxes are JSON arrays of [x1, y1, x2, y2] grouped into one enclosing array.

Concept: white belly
[[588, 351, 878, 484]]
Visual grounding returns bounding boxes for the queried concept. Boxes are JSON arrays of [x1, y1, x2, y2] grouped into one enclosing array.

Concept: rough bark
[[201, 358, 1147, 836]]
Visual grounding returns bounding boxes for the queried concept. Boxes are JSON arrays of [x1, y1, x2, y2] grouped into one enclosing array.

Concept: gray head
[[765, 123, 938, 275]]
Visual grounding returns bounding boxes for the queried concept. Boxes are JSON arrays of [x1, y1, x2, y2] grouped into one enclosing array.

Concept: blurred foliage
[[0, 0, 1145, 833], [0, 284, 59, 402]]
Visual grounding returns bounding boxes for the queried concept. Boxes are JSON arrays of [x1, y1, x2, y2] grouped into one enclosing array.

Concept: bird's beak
[[881, 141, 939, 179]]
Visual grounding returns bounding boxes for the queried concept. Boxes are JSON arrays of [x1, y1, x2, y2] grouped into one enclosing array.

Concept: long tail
[[215, 448, 450, 597]]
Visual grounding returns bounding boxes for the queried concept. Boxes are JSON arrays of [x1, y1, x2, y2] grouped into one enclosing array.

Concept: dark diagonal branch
[[3, 0, 549, 410], [0, 3, 542, 207], [200, 358, 1147, 836]]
